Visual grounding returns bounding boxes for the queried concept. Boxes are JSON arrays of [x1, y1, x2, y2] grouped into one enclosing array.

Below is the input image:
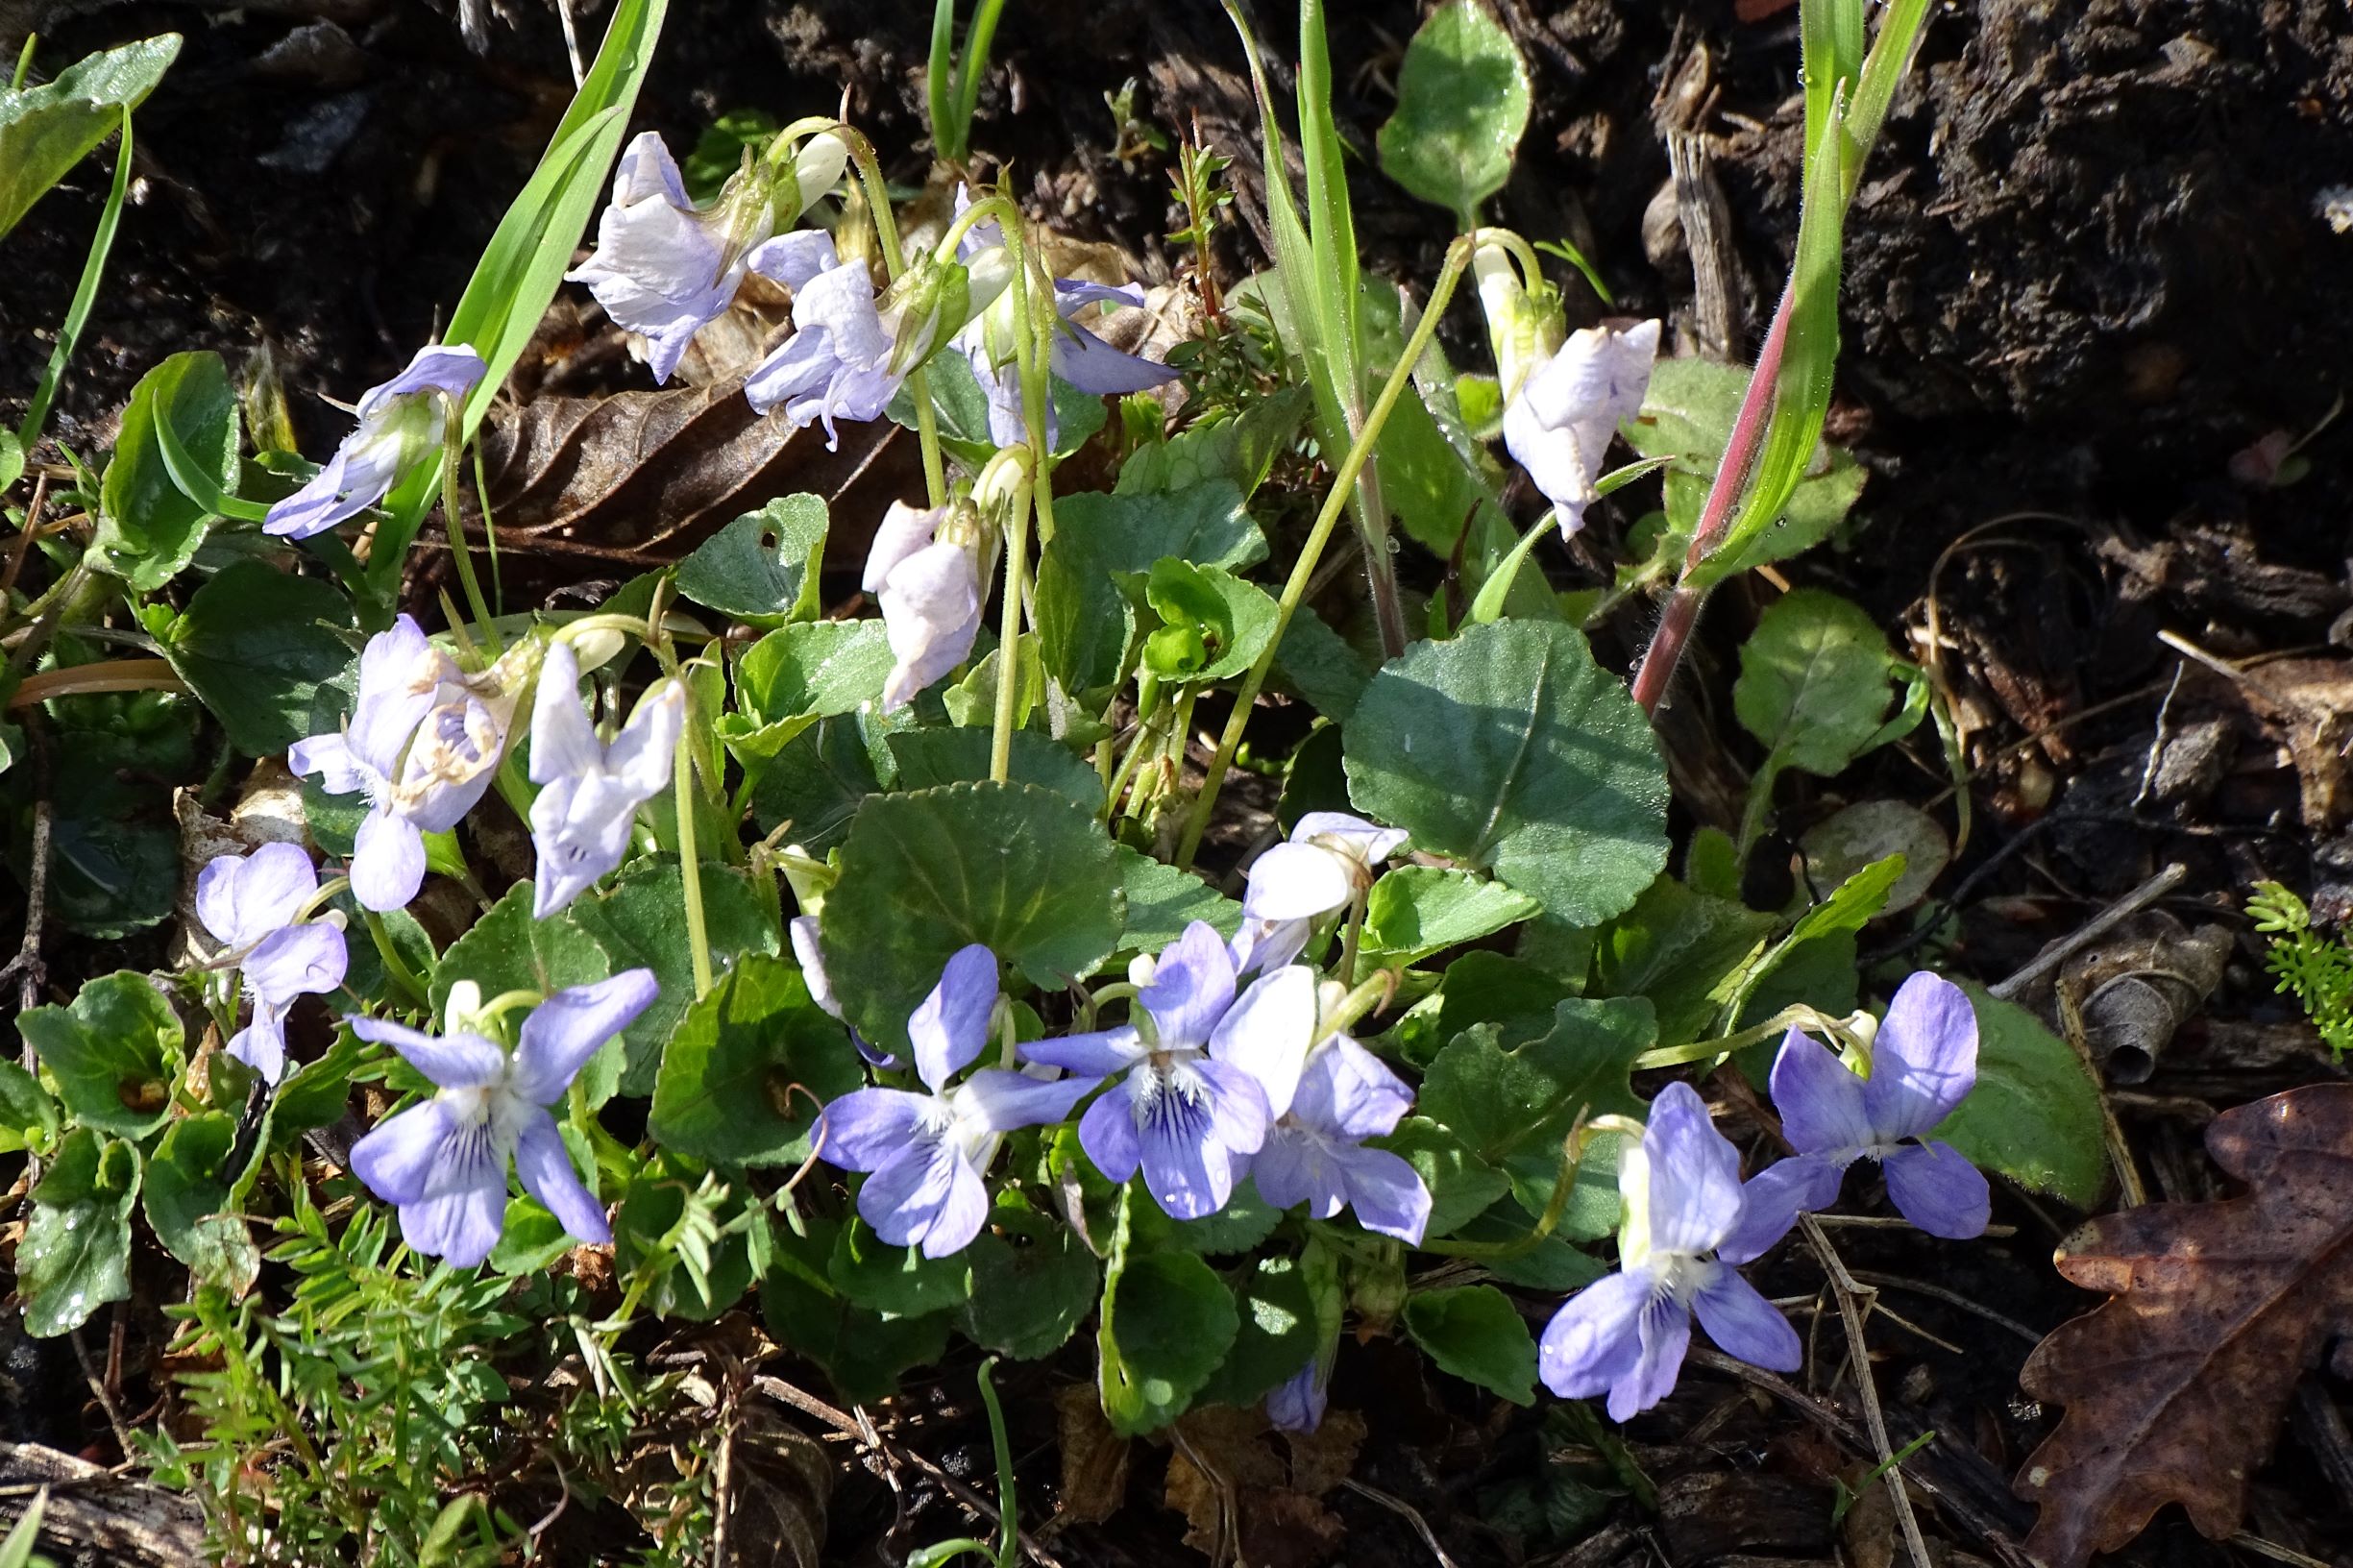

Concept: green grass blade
[[1296, 0, 1362, 420], [14, 105, 131, 452], [950, 0, 1009, 159], [928, 0, 958, 158], [1846, 0, 1932, 184]]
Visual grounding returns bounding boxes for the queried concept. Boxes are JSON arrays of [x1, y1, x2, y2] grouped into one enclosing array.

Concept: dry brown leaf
[[1054, 1383, 1130, 1525], [2016, 1084, 2353, 1567], [1282, 1408, 1365, 1498]]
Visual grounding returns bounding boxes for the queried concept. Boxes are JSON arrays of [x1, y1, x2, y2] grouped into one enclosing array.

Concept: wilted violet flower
[[264, 345, 486, 539], [289, 618, 527, 913], [1720, 972, 1990, 1262], [568, 130, 848, 384], [527, 640, 685, 918], [194, 843, 348, 1084], [863, 500, 988, 711], [745, 236, 1002, 446], [820, 945, 1092, 1258], [1021, 921, 1312, 1220], [1267, 1357, 1331, 1434], [1251, 1032, 1431, 1244], [1501, 319, 1660, 540], [1539, 1081, 1800, 1421], [1231, 812, 1409, 974], [348, 971, 656, 1266]]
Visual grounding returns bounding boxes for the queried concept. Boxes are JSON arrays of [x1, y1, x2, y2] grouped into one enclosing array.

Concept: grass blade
[[14, 106, 131, 452]]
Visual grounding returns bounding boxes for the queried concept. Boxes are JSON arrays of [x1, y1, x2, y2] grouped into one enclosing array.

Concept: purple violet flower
[[288, 618, 525, 914], [1500, 320, 1659, 540], [1020, 921, 1311, 1221], [863, 500, 987, 711], [1250, 1032, 1432, 1244], [1267, 1357, 1331, 1434], [1538, 1081, 1801, 1421], [820, 945, 1091, 1258], [1720, 972, 1990, 1262], [567, 130, 847, 384], [527, 640, 685, 918], [347, 971, 656, 1266], [264, 346, 486, 539], [194, 843, 348, 1084], [1231, 812, 1409, 975]]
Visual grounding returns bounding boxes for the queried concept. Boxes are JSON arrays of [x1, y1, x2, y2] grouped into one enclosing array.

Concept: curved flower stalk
[[744, 233, 1006, 446], [347, 971, 656, 1267], [263, 345, 486, 539], [1721, 971, 1989, 1262], [1250, 1030, 1431, 1244], [1539, 1081, 1800, 1420], [289, 619, 536, 913], [1021, 921, 1315, 1221], [948, 188, 1179, 446], [568, 129, 849, 384], [527, 640, 685, 918], [820, 945, 1092, 1258], [1231, 812, 1409, 975], [193, 843, 348, 1084], [863, 499, 993, 712]]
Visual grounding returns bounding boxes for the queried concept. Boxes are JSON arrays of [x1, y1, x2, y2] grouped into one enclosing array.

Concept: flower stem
[[1175, 236, 1475, 868], [360, 909, 430, 1009], [991, 203, 1051, 784], [438, 401, 502, 654], [834, 125, 947, 507], [673, 696, 714, 1000]]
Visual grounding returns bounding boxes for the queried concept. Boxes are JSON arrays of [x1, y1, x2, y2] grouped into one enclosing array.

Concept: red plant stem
[[1630, 277, 1797, 717]]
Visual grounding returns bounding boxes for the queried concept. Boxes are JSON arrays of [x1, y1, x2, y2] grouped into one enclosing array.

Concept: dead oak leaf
[[2016, 1084, 2353, 1568]]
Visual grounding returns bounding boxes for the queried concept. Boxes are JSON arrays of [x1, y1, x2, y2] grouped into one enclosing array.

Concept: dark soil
[[5, 0, 2353, 1564]]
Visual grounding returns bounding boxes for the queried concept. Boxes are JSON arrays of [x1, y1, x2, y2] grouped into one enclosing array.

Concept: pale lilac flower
[[289, 620, 524, 913], [1251, 1033, 1431, 1244], [1501, 319, 1660, 539], [194, 843, 348, 1084], [745, 236, 1003, 446], [527, 640, 685, 918], [863, 500, 986, 711], [1720, 973, 1990, 1262], [265, 345, 486, 538], [1231, 812, 1409, 974], [1267, 1358, 1331, 1433], [820, 945, 1091, 1258], [568, 130, 848, 384], [1021, 921, 1312, 1221], [1539, 1081, 1800, 1421], [348, 970, 656, 1266]]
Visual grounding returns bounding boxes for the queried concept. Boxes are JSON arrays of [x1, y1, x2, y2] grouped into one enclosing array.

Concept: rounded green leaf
[[1404, 1284, 1537, 1405], [0, 1058, 60, 1152], [155, 561, 358, 757], [1344, 620, 1668, 927], [1936, 983, 2109, 1207], [1733, 589, 1899, 777], [429, 881, 619, 1099], [1098, 1248, 1238, 1436], [142, 1110, 238, 1267], [1194, 1252, 1318, 1410], [821, 782, 1125, 1050], [18, 969, 181, 1138], [674, 495, 827, 624], [0, 35, 182, 241], [19, 1129, 140, 1337], [1375, 1, 1531, 228], [647, 953, 863, 1166], [829, 1216, 974, 1316], [95, 351, 238, 591], [1360, 866, 1541, 968], [960, 1206, 1098, 1360]]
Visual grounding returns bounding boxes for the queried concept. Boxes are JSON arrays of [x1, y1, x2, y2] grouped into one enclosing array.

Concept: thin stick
[[1341, 1479, 1461, 1568], [1987, 863, 2188, 1000], [70, 1327, 135, 1463], [1801, 1214, 1934, 1568], [1846, 1270, 2043, 1345]]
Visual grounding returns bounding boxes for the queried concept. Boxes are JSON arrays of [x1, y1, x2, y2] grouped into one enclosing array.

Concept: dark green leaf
[[674, 495, 827, 624], [0, 35, 180, 241], [1375, 1, 1530, 227], [142, 1111, 239, 1267], [1034, 480, 1264, 693], [762, 1217, 951, 1405], [1345, 621, 1668, 926], [1115, 388, 1308, 499], [1376, 1116, 1511, 1239], [1195, 1252, 1319, 1409], [611, 1152, 764, 1319], [17, 969, 180, 1138], [1592, 875, 1777, 1047], [570, 858, 781, 1096], [267, 1033, 364, 1155], [648, 953, 862, 1166], [821, 783, 1125, 1051], [748, 710, 891, 852], [886, 727, 1103, 812], [94, 351, 236, 590], [1418, 997, 1654, 1165], [1116, 847, 1243, 952], [1936, 983, 2107, 1206], [429, 881, 619, 1098], [155, 561, 357, 757], [1269, 608, 1373, 721], [828, 1216, 974, 1316], [1098, 1213, 1238, 1435], [1734, 589, 1899, 776], [1404, 1285, 1537, 1404], [960, 1205, 1098, 1360], [18, 1129, 139, 1337]]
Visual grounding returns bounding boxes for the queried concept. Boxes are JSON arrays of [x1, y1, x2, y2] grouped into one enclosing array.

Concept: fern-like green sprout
[[2248, 881, 2353, 1059]]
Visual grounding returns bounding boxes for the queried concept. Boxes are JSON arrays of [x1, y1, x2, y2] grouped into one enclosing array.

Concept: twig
[[70, 1326, 135, 1463], [2229, 1532, 2335, 1568], [1801, 1215, 1934, 1568], [1341, 1479, 1461, 1568], [1846, 1271, 2043, 1345], [1987, 863, 2189, 1000]]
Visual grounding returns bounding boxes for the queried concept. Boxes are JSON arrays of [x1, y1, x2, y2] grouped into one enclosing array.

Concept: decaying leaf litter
[[1, 0, 2351, 1566]]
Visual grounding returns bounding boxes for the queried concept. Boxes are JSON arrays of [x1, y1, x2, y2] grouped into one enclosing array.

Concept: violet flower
[[194, 843, 348, 1084], [527, 640, 685, 918], [1267, 1358, 1331, 1434], [863, 500, 987, 711], [1020, 921, 1311, 1221], [1250, 1032, 1431, 1244], [1538, 1081, 1800, 1421], [264, 345, 486, 539], [348, 971, 656, 1266], [289, 618, 527, 913], [568, 130, 848, 384], [820, 945, 1092, 1258], [1501, 319, 1659, 540], [1721, 972, 1990, 1262], [1231, 812, 1409, 975]]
